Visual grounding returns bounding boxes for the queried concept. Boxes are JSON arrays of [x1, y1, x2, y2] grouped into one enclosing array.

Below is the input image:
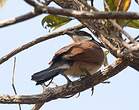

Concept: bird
[[31, 30, 104, 85]]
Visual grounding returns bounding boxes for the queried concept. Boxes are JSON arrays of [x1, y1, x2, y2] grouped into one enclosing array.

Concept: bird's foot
[[76, 92, 81, 98], [41, 78, 54, 88], [91, 86, 94, 96], [61, 94, 75, 99], [61, 73, 73, 88]]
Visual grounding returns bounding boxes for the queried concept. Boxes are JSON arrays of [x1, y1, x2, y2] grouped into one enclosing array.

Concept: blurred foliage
[[105, 0, 139, 29], [0, 0, 6, 7], [118, 19, 139, 29], [42, 15, 72, 31], [105, 0, 131, 11]]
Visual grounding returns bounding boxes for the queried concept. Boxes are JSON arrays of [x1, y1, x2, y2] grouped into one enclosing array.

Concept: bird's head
[[67, 30, 94, 42]]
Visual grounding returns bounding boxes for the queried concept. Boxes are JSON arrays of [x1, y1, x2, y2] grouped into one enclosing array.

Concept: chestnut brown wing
[[62, 41, 104, 65], [50, 41, 104, 65], [49, 43, 80, 64]]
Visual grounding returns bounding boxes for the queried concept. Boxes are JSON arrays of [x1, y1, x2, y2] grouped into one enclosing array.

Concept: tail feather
[[31, 64, 70, 85], [31, 69, 60, 85]]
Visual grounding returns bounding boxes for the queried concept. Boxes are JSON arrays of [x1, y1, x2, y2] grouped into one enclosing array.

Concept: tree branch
[[0, 11, 42, 28], [32, 103, 45, 110], [1, 6, 139, 28], [0, 24, 84, 65], [24, 0, 39, 7], [45, 7, 139, 19], [0, 58, 128, 104]]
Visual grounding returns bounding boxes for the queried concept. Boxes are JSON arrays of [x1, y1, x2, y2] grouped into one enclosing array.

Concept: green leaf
[[105, 0, 135, 29], [41, 15, 72, 31], [125, 20, 139, 28], [105, 0, 116, 11], [118, 20, 139, 29], [104, 0, 131, 11]]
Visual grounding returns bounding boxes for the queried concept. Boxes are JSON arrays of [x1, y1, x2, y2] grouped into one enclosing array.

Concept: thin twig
[[12, 57, 22, 110], [12, 57, 17, 95], [24, 0, 39, 7], [32, 103, 45, 110]]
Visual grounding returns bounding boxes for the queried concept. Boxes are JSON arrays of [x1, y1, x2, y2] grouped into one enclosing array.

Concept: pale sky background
[[0, 0, 139, 110]]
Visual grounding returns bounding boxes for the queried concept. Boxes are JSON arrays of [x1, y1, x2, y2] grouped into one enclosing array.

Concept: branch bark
[[46, 7, 139, 19], [1, 6, 139, 28], [0, 11, 42, 28]]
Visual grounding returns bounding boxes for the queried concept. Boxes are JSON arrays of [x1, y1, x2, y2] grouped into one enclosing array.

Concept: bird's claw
[[101, 81, 110, 84], [44, 78, 54, 87], [91, 86, 94, 96], [76, 92, 81, 98], [61, 73, 73, 88]]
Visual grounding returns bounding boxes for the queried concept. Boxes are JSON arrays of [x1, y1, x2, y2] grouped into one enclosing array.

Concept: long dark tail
[[31, 64, 69, 85]]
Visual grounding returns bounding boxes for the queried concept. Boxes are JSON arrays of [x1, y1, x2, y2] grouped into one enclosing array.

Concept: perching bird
[[31, 30, 104, 85]]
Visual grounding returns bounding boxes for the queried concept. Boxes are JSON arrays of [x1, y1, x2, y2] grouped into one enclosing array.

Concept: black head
[[67, 30, 94, 42]]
